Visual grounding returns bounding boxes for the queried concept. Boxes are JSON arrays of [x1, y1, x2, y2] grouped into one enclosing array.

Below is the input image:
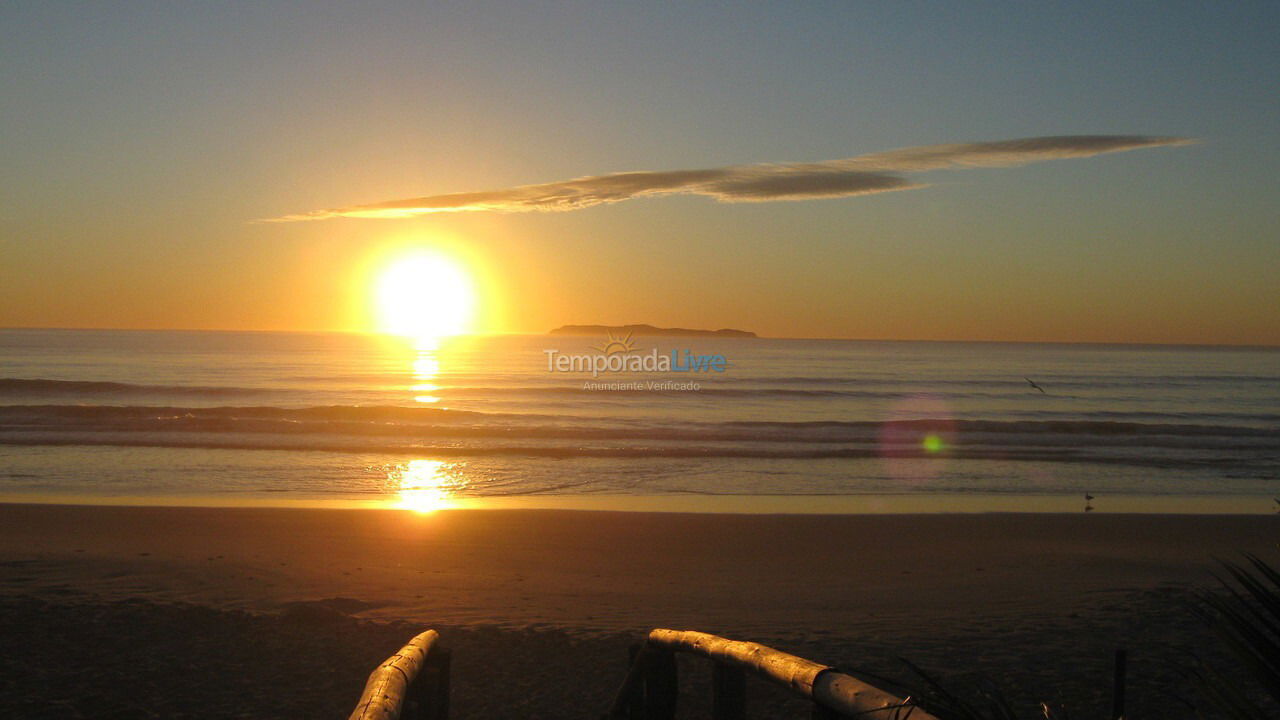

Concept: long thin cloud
[[268, 135, 1193, 221]]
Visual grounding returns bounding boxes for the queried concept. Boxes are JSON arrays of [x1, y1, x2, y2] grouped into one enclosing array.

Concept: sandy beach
[[6, 0, 1278, 717], [1, 503, 1275, 717]]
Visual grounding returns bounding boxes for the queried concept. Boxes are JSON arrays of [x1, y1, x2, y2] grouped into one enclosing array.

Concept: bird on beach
[[1025, 377, 1047, 394], [1085, 493, 1095, 502]]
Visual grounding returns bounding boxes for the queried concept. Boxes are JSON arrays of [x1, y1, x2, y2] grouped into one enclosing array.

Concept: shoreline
[[0, 491, 1276, 515]]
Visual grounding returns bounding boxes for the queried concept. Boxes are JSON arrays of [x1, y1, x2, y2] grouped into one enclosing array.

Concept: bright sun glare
[[375, 252, 475, 345], [392, 459, 460, 514]]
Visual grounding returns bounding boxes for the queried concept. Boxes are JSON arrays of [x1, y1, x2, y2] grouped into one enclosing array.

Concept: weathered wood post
[[627, 642, 642, 720], [712, 663, 746, 720], [403, 659, 428, 720], [643, 646, 678, 720], [810, 703, 841, 720], [1112, 648, 1127, 720], [423, 647, 451, 720]]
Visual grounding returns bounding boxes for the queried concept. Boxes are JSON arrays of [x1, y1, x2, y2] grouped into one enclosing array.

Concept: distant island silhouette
[[549, 324, 757, 338]]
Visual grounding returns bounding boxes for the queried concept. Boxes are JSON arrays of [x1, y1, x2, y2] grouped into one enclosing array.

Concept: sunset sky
[[2, 2, 1277, 344]]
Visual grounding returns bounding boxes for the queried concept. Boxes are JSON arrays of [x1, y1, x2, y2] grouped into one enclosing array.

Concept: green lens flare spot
[[922, 434, 945, 453]]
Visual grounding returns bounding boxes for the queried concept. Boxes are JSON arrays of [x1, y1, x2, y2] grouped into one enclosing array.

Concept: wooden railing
[[604, 629, 939, 720], [348, 629, 451, 720]]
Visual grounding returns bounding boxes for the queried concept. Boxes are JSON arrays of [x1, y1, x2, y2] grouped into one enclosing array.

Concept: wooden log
[[349, 629, 441, 720], [647, 629, 827, 697], [812, 669, 930, 719], [645, 629, 939, 720]]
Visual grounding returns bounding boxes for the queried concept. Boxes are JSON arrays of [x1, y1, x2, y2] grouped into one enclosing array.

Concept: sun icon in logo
[[593, 330, 636, 355]]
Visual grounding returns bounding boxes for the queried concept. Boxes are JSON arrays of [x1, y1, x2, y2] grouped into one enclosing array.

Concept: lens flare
[[922, 433, 945, 453], [877, 394, 956, 484]]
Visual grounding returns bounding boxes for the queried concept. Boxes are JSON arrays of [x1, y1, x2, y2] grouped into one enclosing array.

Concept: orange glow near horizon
[[374, 251, 475, 346]]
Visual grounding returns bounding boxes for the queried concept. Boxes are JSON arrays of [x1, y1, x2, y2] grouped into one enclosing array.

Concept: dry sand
[[0, 504, 1276, 718]]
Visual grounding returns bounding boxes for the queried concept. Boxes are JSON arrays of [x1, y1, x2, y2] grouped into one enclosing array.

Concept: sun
[[374, 251, 475, 345]]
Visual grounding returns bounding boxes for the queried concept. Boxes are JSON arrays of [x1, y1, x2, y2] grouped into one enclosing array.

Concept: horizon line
[[1, 325, 1275, 350]]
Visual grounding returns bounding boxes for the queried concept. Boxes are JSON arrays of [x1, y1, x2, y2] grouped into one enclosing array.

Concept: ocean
[[0, 328, 1276, 513]]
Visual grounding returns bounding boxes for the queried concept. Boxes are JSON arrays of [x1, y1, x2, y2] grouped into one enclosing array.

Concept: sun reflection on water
[[412, 350, 441, 404], [389, 459, 465, 513]]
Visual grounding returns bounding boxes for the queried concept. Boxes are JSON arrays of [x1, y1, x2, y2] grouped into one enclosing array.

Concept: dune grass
[[1188, 554, 1280, 719]]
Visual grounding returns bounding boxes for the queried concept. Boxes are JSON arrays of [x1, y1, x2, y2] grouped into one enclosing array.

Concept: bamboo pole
[[349, 629, 441, 720]]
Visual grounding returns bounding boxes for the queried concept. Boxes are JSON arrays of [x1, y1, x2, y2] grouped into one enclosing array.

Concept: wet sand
[[0, 504, 1275, 717]]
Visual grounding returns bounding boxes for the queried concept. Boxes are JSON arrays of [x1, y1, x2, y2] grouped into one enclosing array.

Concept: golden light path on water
[[412, 347, 441, 404], [390, 458, 466, 513], [368, 248, 477, 501]]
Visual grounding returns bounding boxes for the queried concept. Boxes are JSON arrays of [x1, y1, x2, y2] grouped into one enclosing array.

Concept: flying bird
[[1025, 378, 1047, 394], [1085, 493, 1095, 502]]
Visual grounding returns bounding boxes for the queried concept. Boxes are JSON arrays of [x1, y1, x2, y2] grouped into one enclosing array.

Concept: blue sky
[[2, 1, 1277, 342]]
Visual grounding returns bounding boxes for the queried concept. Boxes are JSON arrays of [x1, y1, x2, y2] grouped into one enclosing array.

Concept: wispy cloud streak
[[269, 135, 1193, 221]]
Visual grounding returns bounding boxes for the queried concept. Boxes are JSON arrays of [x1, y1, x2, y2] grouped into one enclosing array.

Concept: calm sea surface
[[0, 329, 1276, 513]]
